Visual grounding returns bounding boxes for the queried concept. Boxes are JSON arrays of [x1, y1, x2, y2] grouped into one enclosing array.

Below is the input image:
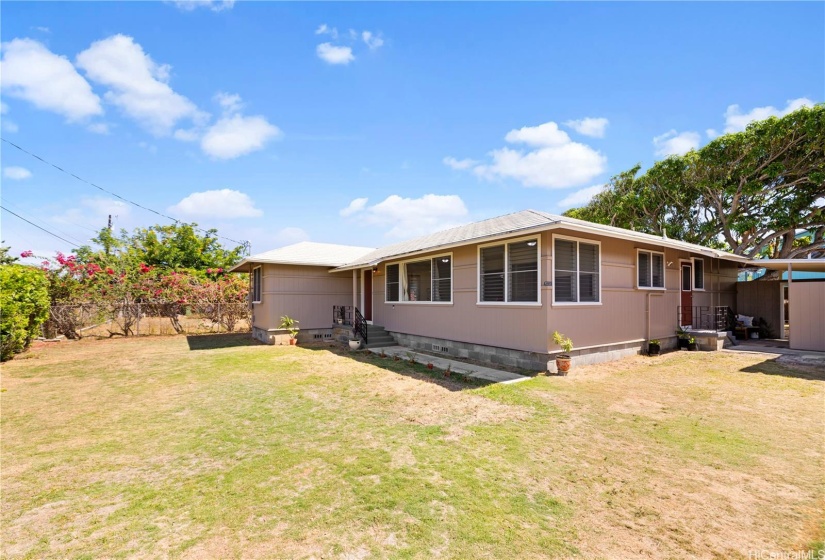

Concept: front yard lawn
[[2, 335, 823, 558]]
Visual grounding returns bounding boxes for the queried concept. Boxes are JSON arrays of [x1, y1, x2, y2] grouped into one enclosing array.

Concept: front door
[[363, 270, 373, 321], [681, 263, 693, 326]]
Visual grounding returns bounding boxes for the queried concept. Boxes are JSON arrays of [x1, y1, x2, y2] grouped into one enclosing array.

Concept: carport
[[747, 259, 825, 352]]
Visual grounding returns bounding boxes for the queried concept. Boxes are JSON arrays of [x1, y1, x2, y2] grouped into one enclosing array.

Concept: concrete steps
[[362, 325, 397, 349]]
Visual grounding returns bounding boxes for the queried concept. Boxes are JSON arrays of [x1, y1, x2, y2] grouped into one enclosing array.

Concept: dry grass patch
[[2, 336, 823, 559]]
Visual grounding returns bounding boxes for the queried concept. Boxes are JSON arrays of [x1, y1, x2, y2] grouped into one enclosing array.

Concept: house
[[232, 210, 783, 370]]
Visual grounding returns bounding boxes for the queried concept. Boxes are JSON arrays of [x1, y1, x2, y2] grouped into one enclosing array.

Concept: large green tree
[[77, 222, 244, 271], [566, 105, 825, 258]]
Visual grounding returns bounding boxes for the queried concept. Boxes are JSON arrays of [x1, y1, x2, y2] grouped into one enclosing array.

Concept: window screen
[[432, 257, 451, 302], [693, 258, 705, 290], [252, 267, 262, 302], [386, 264, 399, 301], [638, 250, 664, 289], [480, 245, 505, 302], [554, 238, 600, 304]]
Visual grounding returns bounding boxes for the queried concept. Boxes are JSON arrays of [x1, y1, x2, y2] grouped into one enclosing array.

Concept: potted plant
[[648, 339, 661, 356], [676, 327, 690, 350], [279, 315, 299, 345], [426, 362, 434, 370], [552, 331, 573, 375], [348, 338, 360, 350], [687, 336, 698, 351]]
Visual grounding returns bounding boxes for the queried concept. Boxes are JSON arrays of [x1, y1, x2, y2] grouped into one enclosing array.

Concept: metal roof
[[228, 241, 375, 272], [745, 258, 825, 273], [332, 210, 750, 271]]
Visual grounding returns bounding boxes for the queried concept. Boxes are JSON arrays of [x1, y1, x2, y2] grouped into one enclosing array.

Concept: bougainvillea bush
[[0, 264, 50, 361], [37, 251, 249, 338]]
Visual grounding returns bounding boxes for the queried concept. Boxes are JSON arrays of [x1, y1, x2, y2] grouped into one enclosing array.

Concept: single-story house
[[230, 210, 824, 369]]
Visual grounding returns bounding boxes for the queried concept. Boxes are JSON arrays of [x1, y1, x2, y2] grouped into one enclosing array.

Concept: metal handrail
[[353, 307, 368, 345], [677, 305, 734, 331]]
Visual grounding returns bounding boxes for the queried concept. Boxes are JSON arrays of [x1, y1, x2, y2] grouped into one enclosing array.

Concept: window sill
[[637, 286, 666, 291], [384, 301, 454, 306], [476, 302, 542, 308], [551, 302, 603, 307]]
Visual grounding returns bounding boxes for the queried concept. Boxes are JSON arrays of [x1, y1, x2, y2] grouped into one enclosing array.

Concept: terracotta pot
[[289, 338, 297, 346], [556, 356, 572, 375], [427, 363, 433, 370]]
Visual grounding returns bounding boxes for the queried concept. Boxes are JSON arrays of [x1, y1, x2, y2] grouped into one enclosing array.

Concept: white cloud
[[0, 101, 8, 114], [340, 197, 368, 217], [87, 122, 110, 134], [215, 91, 243, 113], [315, 24, 339, 39], [344, 194, 469, 238], [2, 120, 19, 133], [557, 185, 605, 209], [652, 129, 700, 157], [169, 0, 235, 12], [504, 121, 570, 147], [316, 43, 354, 65], [168, 189, 263, 219], [465, 121, 606, 189], [443, 156, 478, 170], [0, 38, 102, 121], [362, 31, 384, 50], [272, 227, 310, 247], [79, 196, 132, 219], [706, 128, 719, 139], [3, 166, 32, 180], [723, 97, 815, 133], [33, 26, 51, 33], [563, 117, 609, 138], [76, 34, 204, 136], [200, 114, 281, 159]]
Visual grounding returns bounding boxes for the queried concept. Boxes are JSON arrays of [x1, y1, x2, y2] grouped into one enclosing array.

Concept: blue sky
[[1, 1, 823, 259]]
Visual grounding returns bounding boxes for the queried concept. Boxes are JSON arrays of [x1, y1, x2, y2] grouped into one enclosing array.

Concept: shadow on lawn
[[302, 342, 493, 392], [186, 333, 263, 351], [740, 357, 825, 382]]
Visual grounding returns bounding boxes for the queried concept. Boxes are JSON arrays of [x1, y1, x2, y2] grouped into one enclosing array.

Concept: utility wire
[[1, 138, 249, 249], [1, 205, 80, 248], [1, 197, 90, 244]]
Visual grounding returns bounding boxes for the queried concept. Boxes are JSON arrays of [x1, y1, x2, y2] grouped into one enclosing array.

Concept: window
[[479, 238, 539, 303], [385, 256, 452, 303], [692, 257, 705, 290], [553, 236, 601, 304], [252, 266, 262, 303], [638, 250, 665, 289]]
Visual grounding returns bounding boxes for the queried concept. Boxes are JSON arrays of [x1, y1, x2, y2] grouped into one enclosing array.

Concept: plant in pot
[[279, 315, 300, 345], [648, 339, 661, 356], [687, 336, 698, 351], [552, 331, 574, 375], [348, 338, 360, 350], [676, 327, 690, 350]]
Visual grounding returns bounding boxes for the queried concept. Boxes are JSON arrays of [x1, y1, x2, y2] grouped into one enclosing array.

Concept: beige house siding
[[252, 263, 353, 331], [372, 241, 550, 354], [789, 282, 825, 351], [371, 228, 739, 354]]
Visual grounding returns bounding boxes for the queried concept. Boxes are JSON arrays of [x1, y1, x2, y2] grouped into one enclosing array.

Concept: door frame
[[679, 259, 693, 326], [360, 269, 373, 324], [780, 281, 789, 339]]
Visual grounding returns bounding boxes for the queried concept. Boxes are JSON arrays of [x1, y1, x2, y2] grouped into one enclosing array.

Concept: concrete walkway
[[368, 345, 531, 384], [723, 344, 825, 370]]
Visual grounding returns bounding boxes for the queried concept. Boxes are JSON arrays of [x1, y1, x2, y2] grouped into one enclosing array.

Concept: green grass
[[2, 335, 823, 558]]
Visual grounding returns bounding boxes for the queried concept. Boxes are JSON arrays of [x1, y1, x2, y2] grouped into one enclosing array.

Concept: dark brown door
[[364, 270, 373, 321], [681, 263, 693, 326]]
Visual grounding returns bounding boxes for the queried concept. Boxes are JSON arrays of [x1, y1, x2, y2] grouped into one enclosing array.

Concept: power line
[[1, 138, 249, 250], [0, 197, 90, 244], [1, 205, 80, 248]]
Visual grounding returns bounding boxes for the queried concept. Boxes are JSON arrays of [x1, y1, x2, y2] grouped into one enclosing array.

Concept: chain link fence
[[45, 302, 251, 339]]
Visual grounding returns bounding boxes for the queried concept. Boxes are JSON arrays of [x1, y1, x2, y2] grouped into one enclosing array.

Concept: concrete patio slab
[[367, 345, 531, 384]]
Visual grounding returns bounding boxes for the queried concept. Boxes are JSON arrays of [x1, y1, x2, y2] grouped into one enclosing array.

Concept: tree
[[565, 104, 825, 259], [77, 222, 244, 271], [0, 243, 19, 265]]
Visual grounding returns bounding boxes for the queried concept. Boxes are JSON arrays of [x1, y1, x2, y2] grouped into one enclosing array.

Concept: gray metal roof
[[228, 241, 375, 272], [333, 209, 749, 270]]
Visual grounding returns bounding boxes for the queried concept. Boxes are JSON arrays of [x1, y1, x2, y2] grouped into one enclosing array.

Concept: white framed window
[[252, 266, 262, 303], [692, 257, 705, 290], [385, 254, 452, 303], [478, 236, 540, 304], [552, 235, 601, 305], [637, 249, 665, 289]]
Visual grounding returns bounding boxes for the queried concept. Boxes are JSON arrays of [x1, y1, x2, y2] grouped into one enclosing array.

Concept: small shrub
[[1, 264, 50, 361]]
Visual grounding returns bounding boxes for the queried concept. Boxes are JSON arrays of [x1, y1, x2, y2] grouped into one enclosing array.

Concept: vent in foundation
[[314, 333, 332, 339], [432, 344, 449, 353]]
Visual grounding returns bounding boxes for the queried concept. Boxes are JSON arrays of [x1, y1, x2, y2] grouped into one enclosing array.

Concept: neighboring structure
[[737, 259, 825, 352], [232, 210, 767, 370]]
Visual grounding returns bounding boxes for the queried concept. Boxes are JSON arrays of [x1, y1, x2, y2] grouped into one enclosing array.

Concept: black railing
[[333, 305, 352, 326], [677, 306, 735, 331], [353, 307, 368, 345]]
